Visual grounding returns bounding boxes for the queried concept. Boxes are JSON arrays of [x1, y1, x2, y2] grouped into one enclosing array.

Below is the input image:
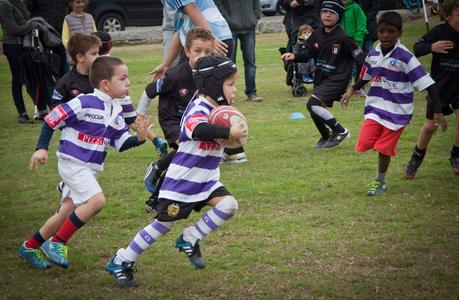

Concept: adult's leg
[[3, 44, 27, 115], [239, 30, 257, 97]]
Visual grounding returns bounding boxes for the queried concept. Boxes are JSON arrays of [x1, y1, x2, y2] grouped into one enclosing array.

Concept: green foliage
[[0, 20, 458, 299]]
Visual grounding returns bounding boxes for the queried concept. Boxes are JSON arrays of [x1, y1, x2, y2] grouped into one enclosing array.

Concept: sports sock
[[156, 150, 176, 171], [323, 118, 345, 133], [451, 145, 459, 158], [25, 231, 45, 249], [411, 145, 427, 161], [115, 220, 173, 263], [306, 97, 331, 138], [183, 196, 238, 246], [51, 212, 85, 244], [224, 147, 244, 155], [375, 171, 386, 183]]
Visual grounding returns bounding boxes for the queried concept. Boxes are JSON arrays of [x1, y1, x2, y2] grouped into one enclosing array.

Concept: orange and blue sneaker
[[175, 234, 205, 269], [40, 240, 68, 268], [153, 138, 168, 159], [18, 242, 52, 269], [106, 256, 137, 288]]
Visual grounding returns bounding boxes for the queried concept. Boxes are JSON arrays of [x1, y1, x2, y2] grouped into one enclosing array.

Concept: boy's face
[[77, 45, 100, 69], [105, 64, 130, 99], [321, 10, 338, 28], [445, 7, 459, 32], [299, 29, 312, 40], [223, 74, 238, 105], [72, 0, 87, 13], [185, 38, 213, 68], [377, 23, 401, 49]]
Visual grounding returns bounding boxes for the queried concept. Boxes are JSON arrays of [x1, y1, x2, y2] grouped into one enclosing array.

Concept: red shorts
[[355, 119, 404, 157]]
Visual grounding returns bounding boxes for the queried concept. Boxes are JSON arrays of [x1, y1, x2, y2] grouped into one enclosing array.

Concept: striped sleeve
[[406, 56, 434, 91], [184, 110, 208, 140], [44, 98, 81, 129]]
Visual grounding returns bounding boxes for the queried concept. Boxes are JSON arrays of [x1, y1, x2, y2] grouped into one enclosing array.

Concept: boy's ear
[[98, 79, 110, 92], [76, 53, 84, 63]]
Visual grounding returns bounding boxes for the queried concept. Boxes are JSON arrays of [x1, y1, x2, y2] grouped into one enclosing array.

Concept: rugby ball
[[208, 105, 248, 148]]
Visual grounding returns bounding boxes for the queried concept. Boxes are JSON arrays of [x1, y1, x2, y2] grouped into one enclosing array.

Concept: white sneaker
[[221, 152, 248, 164]]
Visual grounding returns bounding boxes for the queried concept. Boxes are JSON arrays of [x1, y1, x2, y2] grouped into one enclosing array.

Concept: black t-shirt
[[414, 23, 459, 103], [51, 67, 93, 106], [295, 25, 365, 101], [145, 62, 197, 130]]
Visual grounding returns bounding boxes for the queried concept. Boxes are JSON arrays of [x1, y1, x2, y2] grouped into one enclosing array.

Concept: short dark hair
[[185, 27, 214, 49], [67, 33, 101, 64], [440, 0, 459, 19], [89, 56, 125, 88], [378, 11, 403, 32]]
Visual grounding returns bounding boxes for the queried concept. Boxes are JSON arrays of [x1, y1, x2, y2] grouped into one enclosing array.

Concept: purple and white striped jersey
[[159, 96, 223, 203], [359, 40, 435, 130], [116, 95, 137, 120], [44, 89, 131, 171]]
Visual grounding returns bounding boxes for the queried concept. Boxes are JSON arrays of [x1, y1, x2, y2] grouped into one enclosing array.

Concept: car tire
[[98, 12, 126, 32], [262, 11, 276, 16]]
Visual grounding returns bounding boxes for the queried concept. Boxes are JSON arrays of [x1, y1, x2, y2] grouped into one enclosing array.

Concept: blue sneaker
[[106, 256, 137, 288], [144, 162, 162, 193], [18, 242, 52, 269], [302, 75, 314, 83], [153, 138, 168, 158], [40, 240, 68, 268], [175, 234, 205, 269]]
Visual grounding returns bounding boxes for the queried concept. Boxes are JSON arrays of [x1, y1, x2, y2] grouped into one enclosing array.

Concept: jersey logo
[[69, 89, 81, 97], [332, 44, 340, 55], [45, 105, 68, 129], [199, 141, 221, 151], [167, 203, 180, 217], [179, 88, 189, 97], [77, 132, 104, 145], [388, 59, 402, 70], [185, 113, 207, 133]]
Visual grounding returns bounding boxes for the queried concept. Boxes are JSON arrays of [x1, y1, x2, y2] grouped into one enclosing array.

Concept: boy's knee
[[306, 96, 321, 113], [89, 193, 105, 211], [216, 195, 238, 216], [423, 120, 439, 134]]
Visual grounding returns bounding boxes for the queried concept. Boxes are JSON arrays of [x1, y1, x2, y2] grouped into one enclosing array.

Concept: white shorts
[[58, 158, 102, 206]]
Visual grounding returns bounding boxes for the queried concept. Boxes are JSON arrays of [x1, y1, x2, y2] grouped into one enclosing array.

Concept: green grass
[[1, 19, 458, 299]]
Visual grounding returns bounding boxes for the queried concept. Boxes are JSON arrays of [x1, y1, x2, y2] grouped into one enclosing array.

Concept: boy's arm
[[151, 33, 182, 80], [193, 123, 230, 141], [119, 115, 150, 152], [29, 122, 54, 170], [413, 37, 433, 57]]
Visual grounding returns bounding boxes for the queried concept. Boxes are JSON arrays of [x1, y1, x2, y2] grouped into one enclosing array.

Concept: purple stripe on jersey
[[61, 102, 76, 119], [152, 220, 170, 234], [195, 223, 206, 236], [392, 47, 413, 65], [58, 140, 107, 164], [364, 105, 412, 125], [213, 207, 232, 221], [367, 67, 409, 83], [367, 86, 413, 104], [79, 95, 105, 109], [203, 211, 218, 230], [173, 151, 221, 170], [121, 103, 135, 113], [139, 229, 156, 245], [72, 122, 107, 136], [367, 49, 380, 58], [407, 65, 429, 84], [128, 240, 143, 254], [161, 178, 218, 196]]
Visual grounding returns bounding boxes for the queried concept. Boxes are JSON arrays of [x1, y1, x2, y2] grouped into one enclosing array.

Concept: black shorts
[[155, 186, 231, 222], [426, 97, 459, 120], [313, 85, 347, 107]]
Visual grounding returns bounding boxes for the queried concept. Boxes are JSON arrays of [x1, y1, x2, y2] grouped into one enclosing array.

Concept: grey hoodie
[[214, 0, 261, 33], [0, 0, 32, 44]]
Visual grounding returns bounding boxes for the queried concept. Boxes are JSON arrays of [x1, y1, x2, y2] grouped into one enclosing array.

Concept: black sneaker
[[105, 256, 137, 288], [315, 136, 329, 148], [404, 158, 422, 179], [18, 114, 33, 124], [449, 157, 459, 175], [175, 234, 205, 269], [323, 128, 350, 148]]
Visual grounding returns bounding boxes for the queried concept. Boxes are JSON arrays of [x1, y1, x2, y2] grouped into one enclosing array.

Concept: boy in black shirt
[[404, 0, 459, 178], [282, 0, 366, 148]]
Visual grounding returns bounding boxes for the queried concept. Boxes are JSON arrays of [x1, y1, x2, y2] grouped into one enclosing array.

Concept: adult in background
[[355, 0, 381, 53], [0, 0, 33, 123], [215, 0, 263, 102], [282, 0, 322, 52], [25, 0, 69, 76]]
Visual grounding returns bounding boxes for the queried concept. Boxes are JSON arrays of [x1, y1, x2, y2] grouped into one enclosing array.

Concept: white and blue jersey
[[159, 96, 223, 203], [44, 89, 131, 171], [164, 0, 232, 46]]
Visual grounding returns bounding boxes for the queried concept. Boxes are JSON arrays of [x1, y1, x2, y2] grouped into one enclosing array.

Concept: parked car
[[87, 0, 163, 32], [261, 0, 285, 16]]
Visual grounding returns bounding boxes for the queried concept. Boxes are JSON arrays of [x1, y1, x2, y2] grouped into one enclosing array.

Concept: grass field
[[0, 19, 458, 299]]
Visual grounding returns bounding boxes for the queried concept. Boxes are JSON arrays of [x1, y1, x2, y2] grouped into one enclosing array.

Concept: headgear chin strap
[[192, 56, 237, 105]]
